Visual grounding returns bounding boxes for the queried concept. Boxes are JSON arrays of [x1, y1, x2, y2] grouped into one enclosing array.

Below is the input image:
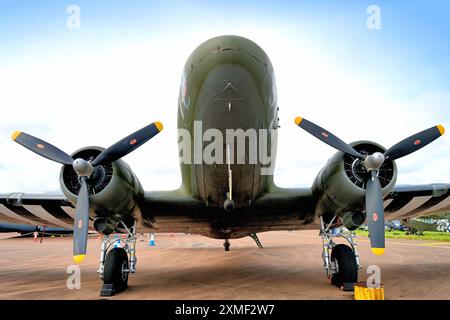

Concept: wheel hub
[[121, 260, 129, 281]]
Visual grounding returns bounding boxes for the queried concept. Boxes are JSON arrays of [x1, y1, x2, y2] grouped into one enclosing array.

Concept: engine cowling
[[59, 147, 144, 231], [312, 141, 397, 229]]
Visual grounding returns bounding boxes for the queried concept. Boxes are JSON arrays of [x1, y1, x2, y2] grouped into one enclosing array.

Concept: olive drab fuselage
[[177, 35, 279, 209]]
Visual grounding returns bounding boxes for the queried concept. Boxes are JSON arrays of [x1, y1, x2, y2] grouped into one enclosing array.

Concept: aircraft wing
[[0, 190, 210, 232], [4, 184, 448, 233], [0, 193, 76, 228], [384, 184, 450, 220], [1, 188, 315, 235], [0, 190, 210, 231]]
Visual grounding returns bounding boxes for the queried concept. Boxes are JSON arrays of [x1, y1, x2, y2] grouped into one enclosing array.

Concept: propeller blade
[[73, 176, 90, 263], [11, 131, 73, 165], [294, 117, 364, 158], [92, 122, 163, 166], [384, 125, 445, 161], [365, 171, 385, 255]]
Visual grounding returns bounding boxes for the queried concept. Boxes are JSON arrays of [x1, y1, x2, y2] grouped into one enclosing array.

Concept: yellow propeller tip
[[371, 248, 385, 256], [437, 125, 445, 136], [11, 131, 22, 141], [155, 121, 163, 132], [73, 254, 86, 263], [294, 117, 303, 125]]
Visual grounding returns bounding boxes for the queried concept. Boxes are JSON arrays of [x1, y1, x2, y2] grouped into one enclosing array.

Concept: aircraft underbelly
[[137, 213, 317, 239]]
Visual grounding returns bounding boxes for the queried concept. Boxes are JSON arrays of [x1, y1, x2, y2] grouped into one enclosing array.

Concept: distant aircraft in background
[[1, 35, 449, 296], [405, 213, 450, 234]]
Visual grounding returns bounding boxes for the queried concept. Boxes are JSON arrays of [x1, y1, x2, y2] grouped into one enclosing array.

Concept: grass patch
[[354, 230, 450, 242]]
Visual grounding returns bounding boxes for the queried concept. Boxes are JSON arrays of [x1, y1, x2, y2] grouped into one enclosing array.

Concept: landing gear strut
[[249, 233, 263, 248], [97, 220, 137, 296], [223, 239, 230, 251], [319, 215, 360, 289]]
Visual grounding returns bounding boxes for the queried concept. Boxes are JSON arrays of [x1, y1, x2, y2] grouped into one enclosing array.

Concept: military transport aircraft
[[1, 35, 449, 296], [405, 213, 450, 234]]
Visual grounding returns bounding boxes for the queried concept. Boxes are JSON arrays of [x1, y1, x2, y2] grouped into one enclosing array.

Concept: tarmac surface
[[0, 230, 449, 300]]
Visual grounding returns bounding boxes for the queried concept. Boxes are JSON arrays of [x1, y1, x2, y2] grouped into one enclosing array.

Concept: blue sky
[[1, 1, 450, 191], [1, 0, 449, 105], [2, 0, 449, 92]]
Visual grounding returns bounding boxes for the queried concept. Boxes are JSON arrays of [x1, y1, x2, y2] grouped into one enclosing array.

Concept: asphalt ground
[[0, 230, 449, 300]]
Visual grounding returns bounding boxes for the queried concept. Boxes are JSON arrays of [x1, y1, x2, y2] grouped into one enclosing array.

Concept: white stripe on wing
[[0, 204, 36, 225], [386, 196, 433, 220], [23, 205, 72, 228]]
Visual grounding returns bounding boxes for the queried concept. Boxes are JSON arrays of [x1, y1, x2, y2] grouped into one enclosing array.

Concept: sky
[[0, 0, 450, 193]]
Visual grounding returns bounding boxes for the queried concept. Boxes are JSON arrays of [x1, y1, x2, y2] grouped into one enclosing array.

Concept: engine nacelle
[[59, 147, 144, 228], [312, 141, 397, 228]]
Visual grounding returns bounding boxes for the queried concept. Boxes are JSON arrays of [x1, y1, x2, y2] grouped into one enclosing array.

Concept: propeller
[[294, 117, 445, 255], [11, 122, 163, 263]]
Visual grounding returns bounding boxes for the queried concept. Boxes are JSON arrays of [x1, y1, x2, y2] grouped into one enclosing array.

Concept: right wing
[[384, 184, 450, 220]]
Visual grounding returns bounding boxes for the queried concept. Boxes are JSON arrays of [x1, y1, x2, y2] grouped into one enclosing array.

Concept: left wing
[[0, 193, 76, 228]]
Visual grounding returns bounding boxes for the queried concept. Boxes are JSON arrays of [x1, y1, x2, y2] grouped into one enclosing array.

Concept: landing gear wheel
[[103, 247, 129, 293], [330, 244, 358, 288], [223, 241, 230, 251]]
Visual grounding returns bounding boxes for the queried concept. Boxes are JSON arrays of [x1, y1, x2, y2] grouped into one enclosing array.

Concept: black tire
[[330, 244, 358, 288], [103, 247, 129, 292], [224, 242, 230, 251]]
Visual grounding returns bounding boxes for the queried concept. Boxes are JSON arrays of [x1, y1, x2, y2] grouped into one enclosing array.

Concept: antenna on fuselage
[[224, 143, 235, 212]]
